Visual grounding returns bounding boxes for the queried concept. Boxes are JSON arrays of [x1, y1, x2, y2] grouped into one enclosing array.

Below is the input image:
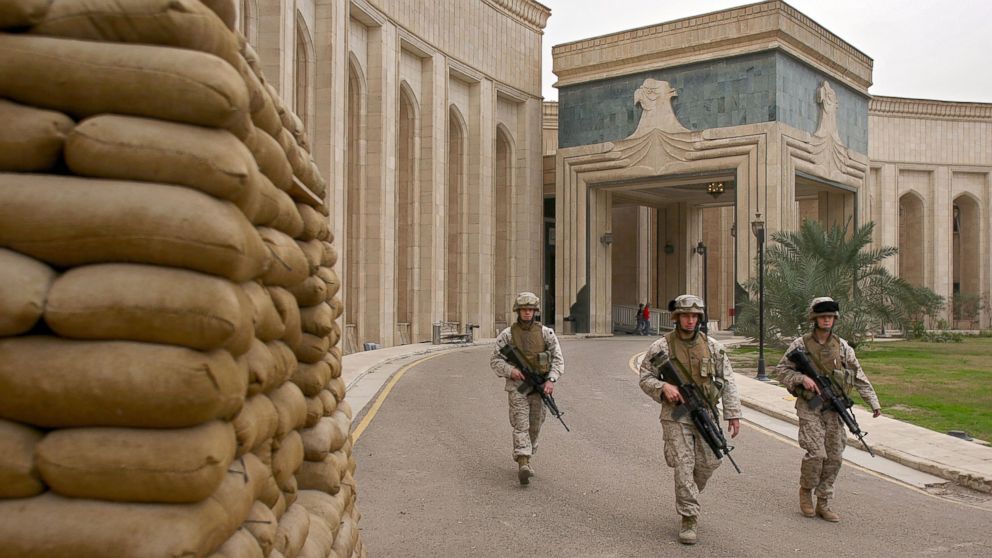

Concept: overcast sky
[[539, 0, 992, 103]]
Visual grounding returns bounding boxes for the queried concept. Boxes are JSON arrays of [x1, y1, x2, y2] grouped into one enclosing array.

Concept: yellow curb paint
[[352, 352, 447, 443]]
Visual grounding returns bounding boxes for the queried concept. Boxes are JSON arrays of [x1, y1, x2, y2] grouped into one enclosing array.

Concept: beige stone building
[[237, 1, 550, 351], [542, 1, 992, 333]]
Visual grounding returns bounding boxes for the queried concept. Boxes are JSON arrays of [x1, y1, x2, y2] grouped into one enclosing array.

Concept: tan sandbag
[[271, 491, 288, 520], [36, 421, 236, 503], [297, 513, 335, 558], [258, 466, 281, 509], [0, 174, 269, 282], [302, 158, 328, 200], [327, 377, 346, 404], [336, 399, 353, 421], [269, 186, 306, 238], [0, 98, 73, 172], [242, 280, 285, 342], [320, 241, 338, 267], [200, 0, 236, 30], [268, 339, 299, 389], [65, 115, 261, 208], [299, 302, 333, 338], [1, 1, 48, 28], [274, 504, 310, 558], [0, 337, 245, 428], [295, 491, 342, 539], [258, 227, 310, 288], [0, 248, 54, 337], [327, 353, 343, 380], [296, 450, 346, 495], [246, 170, 284, 226], [291, 360, 331, 397], [245, 126, 294, 191], [250, 83, 284, 138], [318, 266, 341, 299], [0, 419, 44, 498], [283, 477, 299, 507], [269, 382, 307, 438], [45, 264, 249, 352], [240, 339, 276, 397], [331, 517, 356, 558], [31, 0, 241, 67], [299, 414, 345, 462], [288, 275, 328, 308], [0, 34, 250, 137], [244, 501, 278, 556], [298, 204, 329, 241], [208, 527, 264, 558], [271, 431, 303, 493], [327, 411, 351, 453], [297, 239, 322, 275], [318, 389, 338, 416], [294, 333, 330, 364], [269, 286, 303, 350], [232, 394, 279, 456], [304, 396, 324, 429], [328, 295, 343, 321], [327, 321, 341, 348]]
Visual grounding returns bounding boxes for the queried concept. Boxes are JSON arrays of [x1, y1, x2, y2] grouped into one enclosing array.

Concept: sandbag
[[31, 0, 241, 68], [244, 501, 278, 556], [297, 513, 335, 558], [269, 382, 307, 438], [299, 413, 347, 462], [200, 0, 237, 30], [274, 504, 310, 558], [294, 333, 330, 364], [214, 453, 270, 532], [242, 280, 285, 342], [327, 377, 346, 404], [298, 203, 329, 241], [245, 126, 293, 191], [291, 360, 331, 397], [268, 339, 299, 388], [240, 339, 277, 397], [299, 302, 334, 338], [258, 227, 310, 288], [327, 353, 343, 380], [288, 275, 328, 308], [327, 321, 341, 348], [0, 248, 55, 337], [295, 450, 346, 495], [45, 264, 249, 352], [328, 295, 343, 320], [318, 266, 341, 298], [0, 33, 250, 137], [295, 491, 343, 539], [0, 174, 269, 282], [336, 399, 353, 421], [65, 115, 260, 208], [331, 517, 357, 558], [258, 466, 282, 509], [0, 337, 245, 428], [271, 431, 303, 493], [0, 419, 44, 499], [269, 287, 303, 350], [268, 185, 306, 238], [250, 82, 284, 138], [0, 0, 50, 28], [232, 394, 279, 456], [297, 239, 322, 275], [304, 396, 324, 429], [318, 389, 338, 416], [36, 421, 236, 503], [0, 98, 73, 172], [320, 241, 338, 267], [208, 527, 264, 558]]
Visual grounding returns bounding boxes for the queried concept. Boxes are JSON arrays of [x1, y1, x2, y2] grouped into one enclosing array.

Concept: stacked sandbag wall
[[0, 1, 363, 557]]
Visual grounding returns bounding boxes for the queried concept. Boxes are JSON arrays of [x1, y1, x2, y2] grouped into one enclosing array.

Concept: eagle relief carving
[[628, 78, 690, 137], [808, 81, 864, 180]]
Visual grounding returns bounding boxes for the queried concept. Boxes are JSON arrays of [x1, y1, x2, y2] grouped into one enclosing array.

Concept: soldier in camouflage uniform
[[776, 297, 882, 522], [638, 294, 741, 545], [491, 292, 564, 485]]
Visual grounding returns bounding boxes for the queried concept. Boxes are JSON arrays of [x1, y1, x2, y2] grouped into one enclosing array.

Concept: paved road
[[354, 337, 992, 557]]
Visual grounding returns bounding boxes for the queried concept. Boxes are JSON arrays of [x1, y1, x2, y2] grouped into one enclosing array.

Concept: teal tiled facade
[[558, 51, 868, 154]]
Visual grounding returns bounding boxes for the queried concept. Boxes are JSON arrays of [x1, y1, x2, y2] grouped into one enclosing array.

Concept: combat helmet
[[808, 296, 840, 320], [668, 294, 705, 318], [512, 292, 540, 312]]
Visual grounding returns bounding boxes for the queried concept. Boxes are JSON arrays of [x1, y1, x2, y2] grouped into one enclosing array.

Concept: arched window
[[446, 107, 467, 323], [294, 14, 314, 141]]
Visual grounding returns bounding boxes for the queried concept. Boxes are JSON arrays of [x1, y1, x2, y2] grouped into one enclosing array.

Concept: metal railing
[[612, 304, 670, 335]]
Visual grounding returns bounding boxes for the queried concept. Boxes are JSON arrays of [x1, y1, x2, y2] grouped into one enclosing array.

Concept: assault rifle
[[499, 344, 570, 432], [649, 353, 741, 473], [786, 349, 875, 457]]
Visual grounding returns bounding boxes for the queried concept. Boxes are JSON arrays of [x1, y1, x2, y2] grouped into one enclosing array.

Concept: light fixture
[[707, 181, 725, 200]]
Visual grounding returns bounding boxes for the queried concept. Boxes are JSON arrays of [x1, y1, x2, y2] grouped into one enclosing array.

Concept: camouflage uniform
[[638, 331, 742, 518], [491, 321, 564, 459], [777, 332, 880, 500]]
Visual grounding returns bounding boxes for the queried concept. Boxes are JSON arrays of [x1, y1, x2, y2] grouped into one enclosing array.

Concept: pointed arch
[[952, 192, 982, 323], [494, 123, 516, 328], [238, 0, 257, 47], [345, 55, 367, 335], [395, 82, 421, 341], [446, 105, 468, 323], [294, 11, 315, 140], [898, 191, 925, 287]]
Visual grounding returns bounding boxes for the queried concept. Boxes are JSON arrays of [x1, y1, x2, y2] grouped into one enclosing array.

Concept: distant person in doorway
[[635, 303, 645, 335], [641, 303, 651, 335]]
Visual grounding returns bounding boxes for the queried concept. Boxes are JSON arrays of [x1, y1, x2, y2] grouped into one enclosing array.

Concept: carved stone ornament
[[801, 81, 866, 181], [628, 79, 690, 137]]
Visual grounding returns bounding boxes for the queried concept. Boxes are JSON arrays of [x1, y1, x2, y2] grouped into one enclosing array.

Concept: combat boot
[[799, 488, 815, 517], [816, 499, 840, 522], [678, 516, 697, 545], [517, 456, 533, 485]]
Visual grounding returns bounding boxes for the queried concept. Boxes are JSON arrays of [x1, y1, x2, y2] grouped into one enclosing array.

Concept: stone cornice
[[483, 0, 550, 32], [543, 101, 558, 129], [870, 96, 992, 122], [552, 1, 872, 93]]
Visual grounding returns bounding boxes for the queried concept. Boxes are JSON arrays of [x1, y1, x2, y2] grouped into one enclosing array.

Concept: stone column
[[464, 78, 496, 336], [636, 206, 652, 305], [932, 167, 953, 320], [416, 53, 447, 341], [879, 164, 898, 273]]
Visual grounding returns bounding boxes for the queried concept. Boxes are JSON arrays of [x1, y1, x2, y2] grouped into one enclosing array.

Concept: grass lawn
[[730, 338, 992, 442]]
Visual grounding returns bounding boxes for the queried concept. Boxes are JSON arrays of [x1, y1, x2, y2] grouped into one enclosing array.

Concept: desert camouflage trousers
[[797, 406, 846, 499], [661, 420, 722, 518], [508, 390, 546, 459]]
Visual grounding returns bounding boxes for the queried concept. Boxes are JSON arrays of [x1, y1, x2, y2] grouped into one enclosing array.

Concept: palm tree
[[734, 219, 942, 346]]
